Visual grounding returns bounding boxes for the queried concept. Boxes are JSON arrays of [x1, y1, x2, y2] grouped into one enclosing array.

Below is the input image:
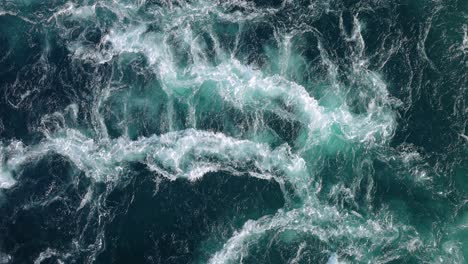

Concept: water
[[0, 0, 466, 263]]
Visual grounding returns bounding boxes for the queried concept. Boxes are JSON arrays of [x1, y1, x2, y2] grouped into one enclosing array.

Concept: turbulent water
[[0, 0, 467, 263]]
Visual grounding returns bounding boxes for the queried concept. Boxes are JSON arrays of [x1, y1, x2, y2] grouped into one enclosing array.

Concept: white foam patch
[[327, 253, 346, 264], [0, 252, 12, 264], [462, 25, 467, 54], [208, 204, 409, 263], [33, 248, 69, 264], [0, 144, 20, 190], [0, 171, 15, 189], [1, 129, 310, 194]]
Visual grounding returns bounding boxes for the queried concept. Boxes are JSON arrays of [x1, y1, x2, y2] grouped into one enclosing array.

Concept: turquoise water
[[0, 0, 467, 263]]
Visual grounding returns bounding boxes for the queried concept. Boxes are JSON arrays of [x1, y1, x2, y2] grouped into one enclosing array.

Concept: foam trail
[[0, 144, 20, 190], [327, 253, 346, 264], [1, 128, 310, 196], [463, 25, 468, 54], [0, 171, 15, 190], [208, 204, 412, 264]]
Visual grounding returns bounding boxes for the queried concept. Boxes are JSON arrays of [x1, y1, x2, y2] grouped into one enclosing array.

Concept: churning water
[[0, 0, 467, 263]]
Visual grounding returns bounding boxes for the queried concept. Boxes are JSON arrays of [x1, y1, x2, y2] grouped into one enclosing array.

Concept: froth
[[0, 129, 310, 196]]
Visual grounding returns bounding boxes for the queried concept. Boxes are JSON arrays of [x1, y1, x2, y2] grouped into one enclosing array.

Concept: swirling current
[[0, 0, 467, 263]]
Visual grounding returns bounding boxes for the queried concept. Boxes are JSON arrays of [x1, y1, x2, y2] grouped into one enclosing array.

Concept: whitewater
[[0, 0, 466, 263]]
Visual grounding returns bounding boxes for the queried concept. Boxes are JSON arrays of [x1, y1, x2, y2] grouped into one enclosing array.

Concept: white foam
[[462, 25, 468, 54], [208, 204, 405, 263], [33, 248, 69, 264], [0, 129, 310, 196], [0, 143, 21, 190], [0, 252, 12, 264], [0, 171, 15, 189], [327, 253, 346, 264], [77, 187, 93, 211], [461, 133, 468, 141]]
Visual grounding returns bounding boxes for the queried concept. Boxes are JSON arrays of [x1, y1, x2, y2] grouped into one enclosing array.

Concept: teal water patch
[[0, 0, 466, 263]]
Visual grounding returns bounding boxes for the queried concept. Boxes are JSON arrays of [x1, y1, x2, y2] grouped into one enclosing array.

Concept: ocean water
[[0, 0, 466, 263]]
